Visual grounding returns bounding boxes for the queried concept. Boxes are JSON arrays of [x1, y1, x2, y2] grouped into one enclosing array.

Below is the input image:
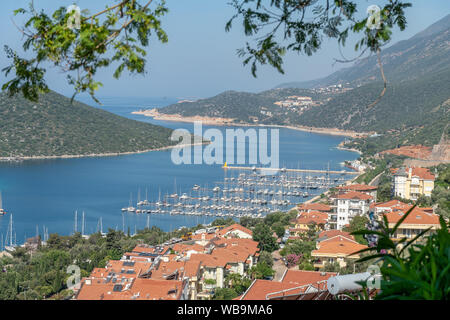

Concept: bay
[[0, 96, 359, 246]]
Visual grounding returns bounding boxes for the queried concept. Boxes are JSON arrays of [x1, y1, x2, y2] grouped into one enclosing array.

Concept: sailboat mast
[[74, 211, 78, 234], [82, 211, 85, 236], [9, 214, 13, 247]]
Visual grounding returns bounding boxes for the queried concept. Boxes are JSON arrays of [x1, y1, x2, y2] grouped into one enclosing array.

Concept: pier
[[222, 165, 360, 175]]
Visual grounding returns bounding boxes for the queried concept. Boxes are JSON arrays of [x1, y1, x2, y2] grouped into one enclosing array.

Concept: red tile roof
[[318, 230, 354, 242], [392, 167, 435, 180], [336, 184, 378, 191], [295, 211, 328, 225], [297, 203, 332, 212], [217, 224, 253, 237], [312, 236, 367, 257], [384, 206, 441, 226], [281, 270, 337, 287], [370, 200, 410, 210], [337, 191, 373, 200], [240, 271, 336, 300], [77, 278, 186, 300]]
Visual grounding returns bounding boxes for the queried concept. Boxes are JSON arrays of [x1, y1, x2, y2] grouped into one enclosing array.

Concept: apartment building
[[392, 167, 435, 200], [334, 191, 374, 230]]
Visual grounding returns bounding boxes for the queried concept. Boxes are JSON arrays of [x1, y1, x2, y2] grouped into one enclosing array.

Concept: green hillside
[[160, 88, 327, 125], [0, 91, 176, 158], [297, 68, 450, 133], [156, 14, 450, 157], [276, 14, 450, 89]]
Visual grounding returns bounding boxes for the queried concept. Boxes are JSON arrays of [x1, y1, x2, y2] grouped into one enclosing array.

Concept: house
[[217, 224, 253, 239], [311, 236, 368, 269], [334, 191, 373, 230], [290, 211, 328, 236], [392, 167, 435, 200], [189, 238, 260, 299], [238, 270, 336, 300], [383, 206, 441, 242]]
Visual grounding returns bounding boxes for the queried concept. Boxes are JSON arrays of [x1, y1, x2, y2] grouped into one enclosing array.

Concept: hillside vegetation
[[0, 91, 176, 158], [156, 14, 450, 156]]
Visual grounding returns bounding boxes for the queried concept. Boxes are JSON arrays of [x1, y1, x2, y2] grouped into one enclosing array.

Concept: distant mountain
[[276, 13, 450, 89], [0, 91, 176, 158], [159, 88, 328, 125], [157, 14, 450, 152]]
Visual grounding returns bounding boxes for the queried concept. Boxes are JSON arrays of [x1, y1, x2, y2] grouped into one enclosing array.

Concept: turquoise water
[[0, 96, 359, 245]]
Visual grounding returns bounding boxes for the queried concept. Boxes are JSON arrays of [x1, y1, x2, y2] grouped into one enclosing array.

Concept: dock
[[222, 165, 360, 175]]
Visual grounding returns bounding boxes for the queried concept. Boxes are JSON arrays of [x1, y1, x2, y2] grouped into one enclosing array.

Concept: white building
[[335, 191, 374, 230]]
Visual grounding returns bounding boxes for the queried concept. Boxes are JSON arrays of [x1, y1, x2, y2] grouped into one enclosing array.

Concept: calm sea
[[0, 96, 359, 246]]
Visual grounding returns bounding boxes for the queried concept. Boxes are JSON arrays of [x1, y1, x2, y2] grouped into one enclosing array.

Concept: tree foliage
[[351, 205, 450, 300], [3, 0, 168, 103], [226, 0, 411, 77]]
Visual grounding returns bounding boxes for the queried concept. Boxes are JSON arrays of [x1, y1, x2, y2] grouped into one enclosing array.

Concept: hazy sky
[[0, 0, 449, 100]]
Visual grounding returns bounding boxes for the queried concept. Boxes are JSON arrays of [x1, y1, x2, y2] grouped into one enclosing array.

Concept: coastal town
[[70, 162, 444, 300], [0, 0, 448, 305], [1, 154, 446, 300]]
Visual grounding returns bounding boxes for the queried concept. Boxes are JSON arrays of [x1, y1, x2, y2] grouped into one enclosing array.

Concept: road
[[272, 250, 287, 282]]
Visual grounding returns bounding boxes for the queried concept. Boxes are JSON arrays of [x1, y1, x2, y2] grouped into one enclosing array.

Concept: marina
[[120, 167, 350, 220]]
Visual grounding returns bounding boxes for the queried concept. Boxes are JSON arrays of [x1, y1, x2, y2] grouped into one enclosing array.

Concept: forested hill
[[156, 14, 450, 153], [0, 91, 176, 158], [158, 88, 327, 125], [276, 13, 450, 89]]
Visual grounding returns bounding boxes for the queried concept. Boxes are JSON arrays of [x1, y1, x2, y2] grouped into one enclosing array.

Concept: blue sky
[[0, 0, 449, 100]]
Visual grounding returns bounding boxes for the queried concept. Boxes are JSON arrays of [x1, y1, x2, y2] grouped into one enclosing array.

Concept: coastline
[[0, 142, 208, 162], [132, 109, 369, 138]]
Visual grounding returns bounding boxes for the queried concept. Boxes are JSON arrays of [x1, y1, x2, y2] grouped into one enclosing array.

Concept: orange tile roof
[[281, 270, 337, 287], [336, 191, 373, 200], [318, 230, 354, 242], [212, 238, 259, 256], [190, 253, 228, 268], [312, 236, 367, 257], [129, 278, 186, 300], [297, 203, 332, 212], [384, 206, 441, 226], [77, 278, 186, 300], [336, 184, 378, 191], [240, 270, 336, 300], [191, 233, 217, 241], [217, 224, 253, 237], [295, 211, 328, 225], [239, 280, 294, 300], [392, 167, 435, 180], [172, 243, 205, 254], [370, 200, 410, 210], [150, 260, 185, 280]]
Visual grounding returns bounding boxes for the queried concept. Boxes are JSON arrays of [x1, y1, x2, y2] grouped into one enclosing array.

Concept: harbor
[[120, 166, 352, 220], [0, 99, 360, 246]]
